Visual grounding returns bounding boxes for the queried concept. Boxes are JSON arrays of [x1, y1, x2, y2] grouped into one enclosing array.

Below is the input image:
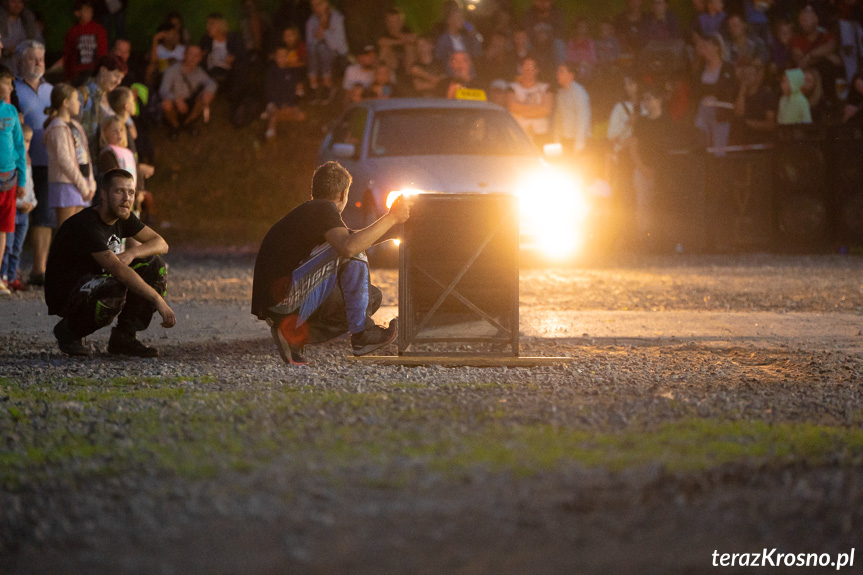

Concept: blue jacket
[[0, 100, 26, 184]]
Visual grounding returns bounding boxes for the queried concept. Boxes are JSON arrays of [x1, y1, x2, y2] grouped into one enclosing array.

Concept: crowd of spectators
[[1, 0, 863, 293]]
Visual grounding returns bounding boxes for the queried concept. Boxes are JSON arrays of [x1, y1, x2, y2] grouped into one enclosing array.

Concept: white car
[[317, 98, 589, 261]]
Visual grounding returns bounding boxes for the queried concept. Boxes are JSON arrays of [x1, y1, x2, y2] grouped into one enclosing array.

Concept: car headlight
[[516, 168, 590, 259], [385, 188, 423, 210]]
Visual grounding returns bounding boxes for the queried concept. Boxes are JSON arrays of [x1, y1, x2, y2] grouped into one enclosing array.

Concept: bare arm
[[324, 196, 411, 259], [92, 249, 176, 328], [116, 225, 168, 265], [507, 91, 554, 119]]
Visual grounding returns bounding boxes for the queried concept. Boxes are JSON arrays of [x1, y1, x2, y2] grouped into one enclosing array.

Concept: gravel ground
[[2, 253, 863, 574]]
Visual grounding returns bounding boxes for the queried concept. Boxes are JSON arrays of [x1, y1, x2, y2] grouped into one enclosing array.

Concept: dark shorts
[[30, 166, 56, 229]]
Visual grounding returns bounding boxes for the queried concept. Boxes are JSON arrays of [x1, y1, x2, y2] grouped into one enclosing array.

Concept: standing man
[[552, 61, 591, 155], [45, 168, 176, 357], [252, 161, 410, 365], [13, 39, 51, 286]]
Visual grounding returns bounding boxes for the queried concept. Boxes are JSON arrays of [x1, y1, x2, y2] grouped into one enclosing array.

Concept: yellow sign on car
[[455, 87, 487, 101]]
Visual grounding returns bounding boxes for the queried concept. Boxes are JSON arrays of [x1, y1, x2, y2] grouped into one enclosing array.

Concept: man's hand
[[117, 250, 136, 266], [175, 99, 189, 115], [20, 202, 34, 214], [156, 299, 176, 328], [388, 194, 412, 224]]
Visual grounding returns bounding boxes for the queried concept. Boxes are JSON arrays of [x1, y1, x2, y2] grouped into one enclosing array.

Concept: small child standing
[[2, 124, 36, 292], [0, 64, 28, 296], [62, 0, 108, 84], [263, 44, 306, 140]]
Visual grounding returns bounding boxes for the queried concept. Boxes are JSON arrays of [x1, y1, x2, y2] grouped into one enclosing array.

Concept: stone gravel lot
[[1, 253, 863, 574]]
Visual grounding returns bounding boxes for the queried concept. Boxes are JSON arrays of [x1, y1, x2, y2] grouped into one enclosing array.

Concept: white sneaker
[[0, 282, 11, 296]]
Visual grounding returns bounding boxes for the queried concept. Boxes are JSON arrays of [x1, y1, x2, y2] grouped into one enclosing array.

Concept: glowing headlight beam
[[385, 188, 423, 210], [516, 168, 590, 259]]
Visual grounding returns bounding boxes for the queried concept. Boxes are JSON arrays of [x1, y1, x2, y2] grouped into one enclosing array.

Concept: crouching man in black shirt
[[45, 168, 177, 357], [251, 161, 411, 365]]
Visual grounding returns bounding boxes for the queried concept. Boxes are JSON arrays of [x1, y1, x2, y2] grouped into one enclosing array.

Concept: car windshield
[[368, 108, 537, 157]]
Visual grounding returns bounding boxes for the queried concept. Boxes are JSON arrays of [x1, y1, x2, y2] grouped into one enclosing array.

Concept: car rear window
[[368, 108, 537, 157]]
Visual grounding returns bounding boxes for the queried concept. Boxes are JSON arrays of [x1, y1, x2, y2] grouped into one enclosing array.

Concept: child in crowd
[[281, 26, 307, 98], [566, 18, 597, 81], [595, 20, 622, 67], [345, 83, 364, 106], [62, 0, 108, 84], [778, 68, 812, 124], [364, 63, 395, 99], [97, 116, 136, 186], [43, 83, 96, 228], [0, 64, 27, 296], [145, 23, 186, 87], [107, 86, 154, 183], [2, 124, 35, 292], [263, 44, 307, 140]]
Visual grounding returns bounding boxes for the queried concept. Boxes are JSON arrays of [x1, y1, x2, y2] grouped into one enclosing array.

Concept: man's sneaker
[[270, 323, 309, 365], [108, 330, 159, 358], [53, 321, 91, 356], [0, 281, 9, 296], [351, 319, 397, 356], [27, 273, 44, 286]]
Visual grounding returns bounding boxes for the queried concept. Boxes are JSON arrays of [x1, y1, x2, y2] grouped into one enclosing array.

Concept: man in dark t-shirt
[[252, 161, 410, 365], [45, 168, 176, 357]]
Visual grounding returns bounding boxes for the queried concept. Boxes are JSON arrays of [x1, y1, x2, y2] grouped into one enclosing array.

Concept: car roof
[[348, 97, 507, 113]]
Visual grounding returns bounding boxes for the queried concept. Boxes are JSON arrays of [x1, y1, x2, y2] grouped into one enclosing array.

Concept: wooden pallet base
[[347, 355, 573, 368]]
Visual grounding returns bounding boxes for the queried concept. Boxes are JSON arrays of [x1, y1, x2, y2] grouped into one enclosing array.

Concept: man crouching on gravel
[[45, 168, 176, 357], [251, 161, 411, 365]]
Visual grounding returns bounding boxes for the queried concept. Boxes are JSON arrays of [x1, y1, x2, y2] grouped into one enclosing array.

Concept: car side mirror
[[332, 143, 356, 159]]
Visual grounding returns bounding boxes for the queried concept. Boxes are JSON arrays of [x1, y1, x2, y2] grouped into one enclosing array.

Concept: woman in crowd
[[694, 34, 736, 153], [305, 0, 347, 104]]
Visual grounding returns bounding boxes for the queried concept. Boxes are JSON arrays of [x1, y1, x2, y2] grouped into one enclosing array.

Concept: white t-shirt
[[157, 44, 186, 64], [509, 81, 550, 135], [342, 64, 374, 90], [208, 40, 230, 70]]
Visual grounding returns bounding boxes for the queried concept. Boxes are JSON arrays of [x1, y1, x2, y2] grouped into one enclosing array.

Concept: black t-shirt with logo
[[45, 207, 145, 315], [251, 199, 346, 319]]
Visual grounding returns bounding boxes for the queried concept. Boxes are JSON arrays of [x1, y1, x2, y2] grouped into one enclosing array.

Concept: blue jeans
[[2, 210, 29, 281], [269, 257, 382, 345], [307, 40, 336, 79]]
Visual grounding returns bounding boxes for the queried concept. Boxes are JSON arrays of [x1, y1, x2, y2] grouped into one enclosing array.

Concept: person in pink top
[[43, 83, 96, 228]]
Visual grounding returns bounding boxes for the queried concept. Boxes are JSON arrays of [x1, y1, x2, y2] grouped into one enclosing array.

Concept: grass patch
[[2, 378, 863, 490]]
